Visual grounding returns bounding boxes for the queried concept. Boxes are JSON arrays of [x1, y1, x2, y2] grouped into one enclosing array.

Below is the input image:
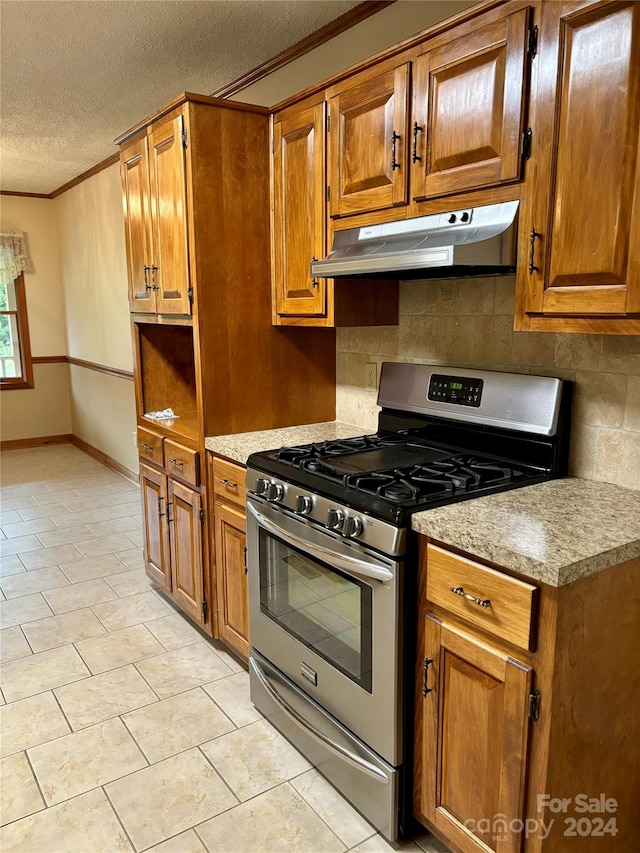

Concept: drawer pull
[[141, 443, 154, 452], [450, 586, 491, 608], [169, 458, 184, 468], [220, 478, 238, 489]]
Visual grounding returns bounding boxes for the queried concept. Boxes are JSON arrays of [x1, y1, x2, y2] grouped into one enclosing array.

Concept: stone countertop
[[205, 421, 367, 467], [411, 478, 640, 587]]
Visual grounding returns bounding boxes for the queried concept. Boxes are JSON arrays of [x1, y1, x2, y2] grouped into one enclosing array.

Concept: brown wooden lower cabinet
[[168, 478, 204, 625], [208, 453, 250, 661], [414, 540, 640, 853], [214, 500, 249, 659], [140, 463, 171, 591], [139, 458, 208, 629], [419, 615, 532, 853]]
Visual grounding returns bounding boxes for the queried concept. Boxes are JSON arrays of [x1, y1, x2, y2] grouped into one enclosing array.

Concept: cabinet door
[[328, 62, 410, 217], [148, 114, 192, 315], [421, 615, 532, 853], [519, 0, 640, 318], [412, 8, 529, 200], [140, 463, 171, 590], [168, 478, 204, 625], [214, 500, 249, 659], [121, 137, 155, 312], [273, 102, 327, 317]]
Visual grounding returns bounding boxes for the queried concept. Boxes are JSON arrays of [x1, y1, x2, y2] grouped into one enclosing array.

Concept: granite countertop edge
[[411, 478, 640, 587]]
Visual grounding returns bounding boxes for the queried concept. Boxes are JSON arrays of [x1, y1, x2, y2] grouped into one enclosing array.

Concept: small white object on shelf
[[144, 408, 179, 420]]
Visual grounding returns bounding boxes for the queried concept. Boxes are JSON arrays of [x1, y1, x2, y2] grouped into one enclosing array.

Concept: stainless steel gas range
[[245, 362, 573, 841]]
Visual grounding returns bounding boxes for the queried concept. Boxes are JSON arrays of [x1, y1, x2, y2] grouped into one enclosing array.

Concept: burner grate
[[271, 435, 528, 507]]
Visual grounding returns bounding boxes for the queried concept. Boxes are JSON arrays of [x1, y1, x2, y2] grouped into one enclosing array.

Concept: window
[[0, 274, 33, 389]]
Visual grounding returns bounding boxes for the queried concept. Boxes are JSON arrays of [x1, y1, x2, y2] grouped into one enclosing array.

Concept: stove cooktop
[[249, 432, 547, 525]]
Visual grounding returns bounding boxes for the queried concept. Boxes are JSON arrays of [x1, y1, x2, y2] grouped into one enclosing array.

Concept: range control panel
[[428, 374, 484, 408]]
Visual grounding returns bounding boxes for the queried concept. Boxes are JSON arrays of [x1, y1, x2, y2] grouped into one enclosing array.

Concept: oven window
[[258, 529, 373, 692]]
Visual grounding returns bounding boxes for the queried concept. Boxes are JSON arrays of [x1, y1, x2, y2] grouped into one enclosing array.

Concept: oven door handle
[[249, 655, 389, 784], [247, 500, 394, 583]]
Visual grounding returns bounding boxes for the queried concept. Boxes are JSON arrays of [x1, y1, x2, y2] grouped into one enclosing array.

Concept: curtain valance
[[0, 232, 31, 287]]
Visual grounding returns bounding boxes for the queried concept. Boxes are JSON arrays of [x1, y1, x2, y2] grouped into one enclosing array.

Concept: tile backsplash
[[336, 276, 640, 491]]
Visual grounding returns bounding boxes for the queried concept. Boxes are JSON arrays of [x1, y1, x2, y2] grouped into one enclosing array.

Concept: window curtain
[[0, 232, 31, 287]]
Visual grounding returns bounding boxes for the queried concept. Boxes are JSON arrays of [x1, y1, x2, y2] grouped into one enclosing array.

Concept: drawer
[[426, 544, 538, 650], [212, 457, 246, 507], [138, 427, 164, 467], [165, 439, 200, 486]]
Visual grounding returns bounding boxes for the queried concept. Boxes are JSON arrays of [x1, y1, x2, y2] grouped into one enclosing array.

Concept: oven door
[[246, 494, 402, 765]]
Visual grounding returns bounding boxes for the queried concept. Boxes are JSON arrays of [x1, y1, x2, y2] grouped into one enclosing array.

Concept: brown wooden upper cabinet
[[412, 8, 530, 200], [327, 59, 411, 218], [326, 7, 531, 221], [515, 0, 640, 334], [271, 95, 399, 326], [272, 98, 327, 318], [121, 113, 191, 315]]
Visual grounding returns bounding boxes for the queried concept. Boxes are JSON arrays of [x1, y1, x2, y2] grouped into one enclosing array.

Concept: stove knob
[[266, 482, 284, 502], [255, 478, 270, 496], [295, 495, 313, 515], [327, 508, 345, 530], [344, 516, 364, 538]]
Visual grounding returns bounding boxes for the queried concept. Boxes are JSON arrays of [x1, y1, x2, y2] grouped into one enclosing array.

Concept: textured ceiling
[[0, 0, 364, 194]]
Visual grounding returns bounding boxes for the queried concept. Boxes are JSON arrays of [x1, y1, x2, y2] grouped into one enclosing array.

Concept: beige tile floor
[[0, 445, 449, 853]]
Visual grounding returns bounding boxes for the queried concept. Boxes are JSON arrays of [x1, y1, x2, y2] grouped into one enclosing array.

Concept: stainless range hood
[[311, 200, 518, 280]]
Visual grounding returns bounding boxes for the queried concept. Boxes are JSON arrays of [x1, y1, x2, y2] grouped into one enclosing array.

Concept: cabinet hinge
[[326, 114, 331, 133], [522, 128, 533, 161], [203, 599, 208, 622], [527, 25, 539, 62], [181, 128, 188, 149], [199, 507, 205, 524], [422, 657, 433, 697], [529, 689, 541, 721], [243, 546, 248, 575], [326, 186, 331, 202], [188, 286, 194, 304]]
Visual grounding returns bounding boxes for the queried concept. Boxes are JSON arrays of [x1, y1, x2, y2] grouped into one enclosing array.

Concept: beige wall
[[2, 165, 138, 466], [51, 163, 136, 471], [336, 277, 640, 491], [54, 164, 132, 372], [235, 0, 475, 106], [0, 195, 72, 441], [68, 365, 137, 474], [1, 364, 72, 441]]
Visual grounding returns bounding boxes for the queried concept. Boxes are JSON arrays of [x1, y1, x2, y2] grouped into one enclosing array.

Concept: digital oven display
[[428, 374, 484, 407]]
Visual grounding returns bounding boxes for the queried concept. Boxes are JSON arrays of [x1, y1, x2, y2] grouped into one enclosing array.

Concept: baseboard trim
[[71, 436, 139, 484], [0, 434, 72, 450]]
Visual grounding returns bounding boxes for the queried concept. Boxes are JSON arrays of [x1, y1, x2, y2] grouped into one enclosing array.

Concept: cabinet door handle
[[391, 131, 401, 171], [158, 495, 165, 518], [141, 442, 154, 452], [166, 501, 173, 524], [528, 228, 542, 274], [151, 265, 159, 291], [412, 122, 423, 163], [219, 478, 238, 489], [310, 257, 318, 289], [450, 586, 491, 608], [422, 657, 433, 697], [169, 458, 184, 468]]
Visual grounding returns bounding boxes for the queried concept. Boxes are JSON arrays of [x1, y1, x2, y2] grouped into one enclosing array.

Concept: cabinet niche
[[135, 323, 198, 441]]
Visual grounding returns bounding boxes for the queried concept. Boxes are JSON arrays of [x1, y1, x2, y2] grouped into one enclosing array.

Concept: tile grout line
[[22, 748, 50, 816], [101, 785, 139, 852]]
